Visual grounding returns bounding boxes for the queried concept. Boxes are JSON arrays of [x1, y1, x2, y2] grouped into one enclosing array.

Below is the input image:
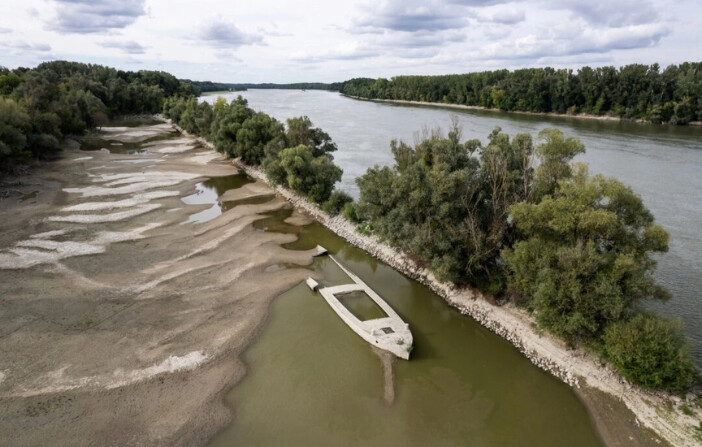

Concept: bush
[[278, 145, 342, 203], [602, 313, 697, 391], [342, 202, 359, 222], [322, 190, 352, 215]]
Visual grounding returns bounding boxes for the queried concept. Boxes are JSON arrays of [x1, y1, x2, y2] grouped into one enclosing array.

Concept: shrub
[[602, 313, 697, 391], [322, 190, 352, 215], [342, 202, 359, 222]]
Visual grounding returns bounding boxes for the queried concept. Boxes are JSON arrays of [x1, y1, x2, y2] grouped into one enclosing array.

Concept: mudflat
[[0, 122, 319, 446]]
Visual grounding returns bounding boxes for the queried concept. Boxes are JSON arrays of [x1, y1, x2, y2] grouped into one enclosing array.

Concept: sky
[[0, 0, 700, 83]]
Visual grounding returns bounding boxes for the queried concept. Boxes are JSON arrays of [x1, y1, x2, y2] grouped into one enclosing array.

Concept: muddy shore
[[0, 123, 324, 446]]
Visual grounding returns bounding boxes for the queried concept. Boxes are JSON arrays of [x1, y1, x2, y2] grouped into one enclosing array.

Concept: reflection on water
[[181, 174, 255, 223], [207, 215, 603, 447]]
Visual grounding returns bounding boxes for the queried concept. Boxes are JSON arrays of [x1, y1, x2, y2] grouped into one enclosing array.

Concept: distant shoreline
[[343, 95, 702, 127]]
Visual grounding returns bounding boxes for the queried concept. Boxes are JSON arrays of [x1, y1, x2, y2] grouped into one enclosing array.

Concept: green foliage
[[235, 112, 285, 165], [340, 62, 702, 124], [0, 60, 198, 171], [355, 124, 535, 286], [286, 116, 337, 157], [342, 202, 359, 222], [503, 164, 670, 342], [322, 190, 353, 215], [210, 96, 254, 157], [277, 145, 342, 203], [0, 97, 31, 169], [602, 313, 696, 391]]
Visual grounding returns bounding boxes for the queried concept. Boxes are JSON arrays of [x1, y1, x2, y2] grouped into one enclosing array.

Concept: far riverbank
[[343, 95, 702, 127]]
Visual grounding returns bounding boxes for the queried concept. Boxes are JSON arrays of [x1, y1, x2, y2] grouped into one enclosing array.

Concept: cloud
[[353, 0, 469, 33], [559, 0, 660, 27], [197, 19, 264, 49], [448, 0, 515, 5], [290, 42, 380, 63], [479, 22, 670, 61], [100, 40, 146, 54], [1, 41, 52, 53], [484, 10, 525, 25], [50, 0, 146, 34], [0, 27, 12, 34]]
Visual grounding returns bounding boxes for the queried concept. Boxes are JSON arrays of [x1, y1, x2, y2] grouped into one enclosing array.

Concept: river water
[[204, 90, 702, 363], [207, 209, 604, 446]]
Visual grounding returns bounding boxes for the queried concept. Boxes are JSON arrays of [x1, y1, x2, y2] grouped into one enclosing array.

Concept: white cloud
[[0, 0, 696, 82]]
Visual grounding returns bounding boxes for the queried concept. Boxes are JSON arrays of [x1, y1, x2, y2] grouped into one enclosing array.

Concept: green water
[[208, 213, 603, 447], [338, 290, 389, 322]]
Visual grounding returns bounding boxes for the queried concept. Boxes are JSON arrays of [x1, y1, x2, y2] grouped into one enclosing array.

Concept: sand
[[0, 123, 323, 446]]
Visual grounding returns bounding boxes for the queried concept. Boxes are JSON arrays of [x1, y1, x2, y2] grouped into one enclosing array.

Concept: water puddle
[[115, 158, 164, 164], [181, 174, 254, 223], [80, 133, 175, 154], [208, 213, 604, 447]]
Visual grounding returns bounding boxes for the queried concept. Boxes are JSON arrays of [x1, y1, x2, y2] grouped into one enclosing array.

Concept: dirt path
[[0, 123, 321, 446]]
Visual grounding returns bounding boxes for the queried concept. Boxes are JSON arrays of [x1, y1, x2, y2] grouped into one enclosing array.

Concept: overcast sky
[[0, 0, 700, 82]]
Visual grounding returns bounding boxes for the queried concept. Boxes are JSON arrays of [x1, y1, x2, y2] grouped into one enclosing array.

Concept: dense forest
[[340, 62, 702, 124], [187, 81, 342, 93], [163, 95, 346, 207], [229, 82, 342, 91], [0, 60, 199, 171], [349, 123, 697, 390]]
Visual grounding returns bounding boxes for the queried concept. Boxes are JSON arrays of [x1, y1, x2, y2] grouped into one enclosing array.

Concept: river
[[204, 90, 702, 364], [207, 208, 605, 446]]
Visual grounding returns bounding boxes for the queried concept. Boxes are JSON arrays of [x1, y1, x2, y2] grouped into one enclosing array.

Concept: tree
[[0, 97, 31, 169], [602, 313, 696, 390], [209, 96, 254, 157], [235, 112, 285, 165], [532, 128, 585, 200], [503, 164, 669, 343], [278, 144, 342, 203], [286, 116, 337, 157]]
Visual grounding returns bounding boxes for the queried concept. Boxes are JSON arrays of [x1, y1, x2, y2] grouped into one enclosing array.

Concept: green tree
[[0, 97, 31, 169], [503, 164, 669, 343], [235, 112, 285, 165], [210, 96, 254, 157], [602, 313, 696, 390], [286, 116, 337, 157], [278, 144, 342, 203]]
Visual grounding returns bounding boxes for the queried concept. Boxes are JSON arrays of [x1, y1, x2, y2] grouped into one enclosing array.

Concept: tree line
[[163, 95, 347, 207], [185, 81, 342, 93], [340, 62, 702, 125], [0, 60, 199, 172], [347, 122, 697, 390]]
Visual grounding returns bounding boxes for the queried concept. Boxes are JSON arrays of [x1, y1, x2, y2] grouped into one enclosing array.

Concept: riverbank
[[0, 122, 326, 446], [343, 95, 702, 127], [176, 123, 701, 446]]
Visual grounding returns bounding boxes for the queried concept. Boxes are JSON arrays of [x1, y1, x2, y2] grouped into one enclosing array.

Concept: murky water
[[203, 90, 702, 363], [208, 211, 603, 446], [181, 174, 255, 223]]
